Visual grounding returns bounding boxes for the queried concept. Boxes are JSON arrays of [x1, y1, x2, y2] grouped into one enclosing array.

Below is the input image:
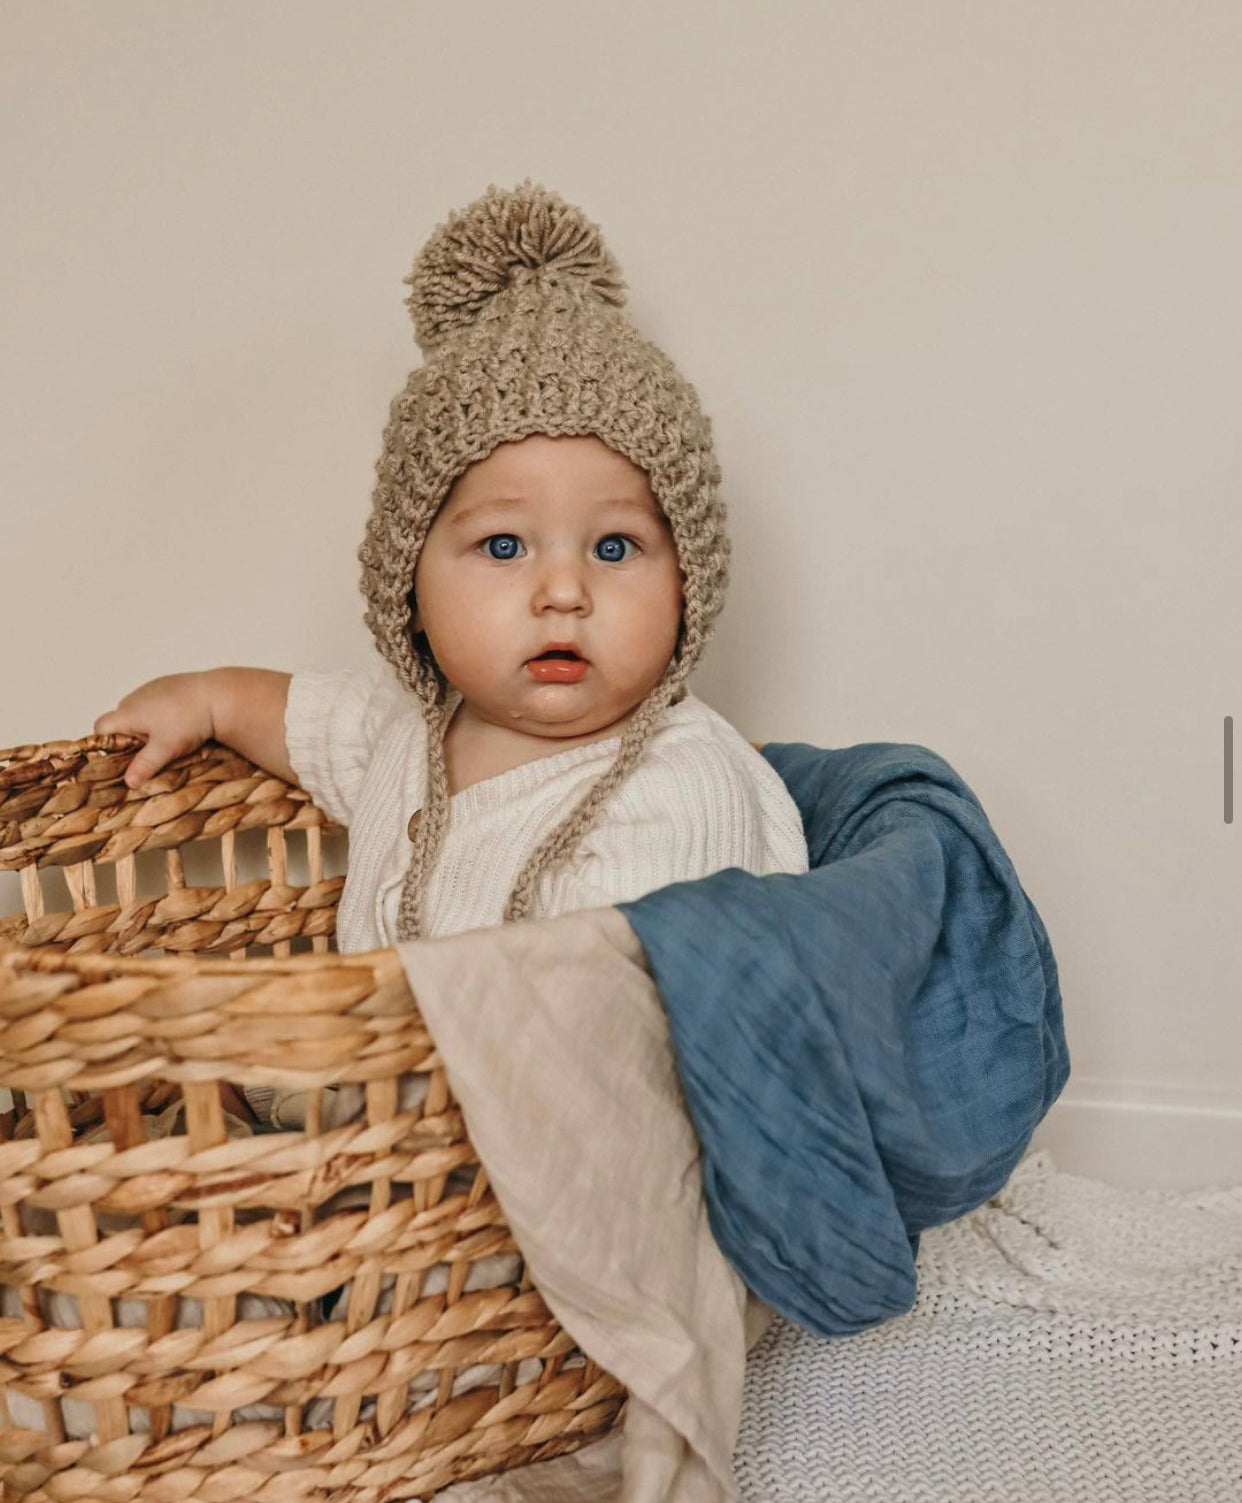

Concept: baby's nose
[[533, 558, 591, 603]]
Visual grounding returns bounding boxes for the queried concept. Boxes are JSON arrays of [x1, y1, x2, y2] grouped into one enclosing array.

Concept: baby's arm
[[94, 668, 296, 789]]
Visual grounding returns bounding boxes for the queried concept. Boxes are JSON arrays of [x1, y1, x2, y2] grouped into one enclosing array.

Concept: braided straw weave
[[0, 730, 633, 1501]]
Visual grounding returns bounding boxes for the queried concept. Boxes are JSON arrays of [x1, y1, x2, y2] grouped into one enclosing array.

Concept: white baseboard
[[1030, 1075, 1242, 1192]]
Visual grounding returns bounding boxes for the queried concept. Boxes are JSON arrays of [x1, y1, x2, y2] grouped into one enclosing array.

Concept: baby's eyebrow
[[450, 496, 657, 528]]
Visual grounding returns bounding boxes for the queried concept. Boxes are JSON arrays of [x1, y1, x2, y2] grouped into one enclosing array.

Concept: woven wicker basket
[[0, 731, 632, 1502]]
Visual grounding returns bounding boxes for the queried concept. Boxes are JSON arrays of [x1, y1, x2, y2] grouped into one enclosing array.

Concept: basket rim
[[0, 932, 401, 977], [0, 729, 145, 762]]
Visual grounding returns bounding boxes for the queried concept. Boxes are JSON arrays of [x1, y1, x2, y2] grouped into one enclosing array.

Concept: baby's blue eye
[[595, 535, 636, 563], [479, 534, 638, 562], [482, 534, 522, 561]]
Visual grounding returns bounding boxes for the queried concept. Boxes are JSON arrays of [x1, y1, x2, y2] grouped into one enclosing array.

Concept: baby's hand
[[94, 672, 215, 789]]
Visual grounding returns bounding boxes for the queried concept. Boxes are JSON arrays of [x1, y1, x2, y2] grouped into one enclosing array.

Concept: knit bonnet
[[357, 179, 731, 942]]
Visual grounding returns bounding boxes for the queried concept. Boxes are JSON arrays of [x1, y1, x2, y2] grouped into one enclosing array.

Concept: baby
[[76, 180, 815, 1434], [95, 178, 810, 987]]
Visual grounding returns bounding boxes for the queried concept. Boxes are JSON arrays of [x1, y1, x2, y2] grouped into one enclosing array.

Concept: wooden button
[[407, 810, 422, 842]]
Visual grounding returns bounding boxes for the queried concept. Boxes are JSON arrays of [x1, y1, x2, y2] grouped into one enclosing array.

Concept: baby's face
[[410, 434, 684, 741]]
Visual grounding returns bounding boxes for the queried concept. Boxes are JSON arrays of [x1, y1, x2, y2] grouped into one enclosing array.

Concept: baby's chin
[[463, 683, 650, 741]]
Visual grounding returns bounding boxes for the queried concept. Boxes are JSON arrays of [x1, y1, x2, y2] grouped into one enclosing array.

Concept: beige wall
[[3, 2, 1239, 1186]]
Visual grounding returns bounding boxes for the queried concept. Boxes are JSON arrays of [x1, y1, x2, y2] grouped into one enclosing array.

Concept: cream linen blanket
[[393, 904, 776, 1503]]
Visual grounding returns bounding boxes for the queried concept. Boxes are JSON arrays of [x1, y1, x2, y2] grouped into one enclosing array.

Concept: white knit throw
[[733, 1148, 1242, 1501]]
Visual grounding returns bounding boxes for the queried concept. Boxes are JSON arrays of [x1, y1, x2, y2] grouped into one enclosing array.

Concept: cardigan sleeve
[[283, 659, 404, 828], [535, 737, 809, 916]]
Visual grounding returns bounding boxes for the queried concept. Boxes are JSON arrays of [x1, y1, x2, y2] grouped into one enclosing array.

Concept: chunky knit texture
[[356, 180, 731, 942], [733, 1148, 1242, 1502]]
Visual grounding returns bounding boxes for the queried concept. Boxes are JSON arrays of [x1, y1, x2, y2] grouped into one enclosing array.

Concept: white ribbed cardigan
[[283, 658, 810, 952]]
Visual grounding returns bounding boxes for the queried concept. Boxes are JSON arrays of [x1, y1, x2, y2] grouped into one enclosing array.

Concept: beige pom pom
[[402, 177, 629, 353]]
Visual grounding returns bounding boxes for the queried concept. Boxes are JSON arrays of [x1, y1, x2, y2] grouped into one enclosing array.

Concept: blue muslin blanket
[[616, 738, 1071, 1339]]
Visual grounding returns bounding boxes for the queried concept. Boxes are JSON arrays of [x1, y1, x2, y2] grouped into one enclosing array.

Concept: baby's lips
[[527, 647, 589, 664]]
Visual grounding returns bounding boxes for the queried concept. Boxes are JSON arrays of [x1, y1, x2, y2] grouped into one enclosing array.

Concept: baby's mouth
[[526, 651, 590, 682]]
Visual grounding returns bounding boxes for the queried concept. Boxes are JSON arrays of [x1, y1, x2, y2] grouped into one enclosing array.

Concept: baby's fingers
[[120, 739, 172, 790]]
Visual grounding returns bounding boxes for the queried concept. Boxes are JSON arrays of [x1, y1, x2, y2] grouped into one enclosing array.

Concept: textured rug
[[733, 1148, 1242, 1501]]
